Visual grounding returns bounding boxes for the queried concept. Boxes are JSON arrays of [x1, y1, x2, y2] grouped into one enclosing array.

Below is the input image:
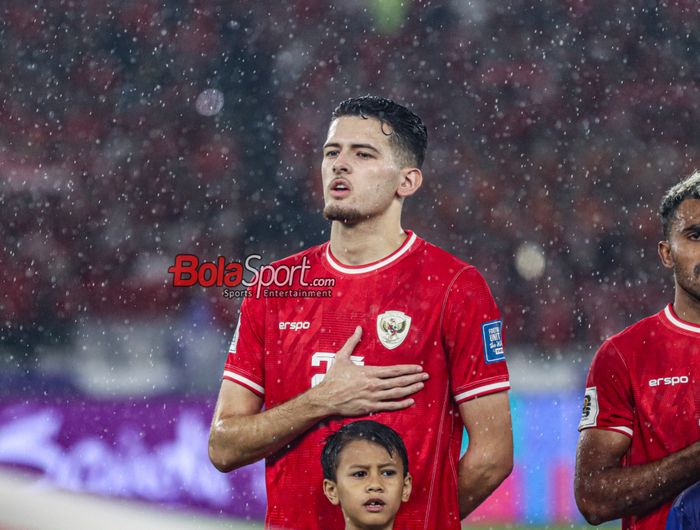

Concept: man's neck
[[672, 283, 700, 325], [329, 218, 407, 266]]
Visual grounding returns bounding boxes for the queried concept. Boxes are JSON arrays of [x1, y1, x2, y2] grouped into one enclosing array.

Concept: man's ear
[[658, 240, 674, 270], [401, 473, 412, 502], [323, 479, 340, 505], [397, 168, 422, 198]]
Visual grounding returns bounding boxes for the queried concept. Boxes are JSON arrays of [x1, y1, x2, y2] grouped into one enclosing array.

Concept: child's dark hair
[[321, 420, 409, 482], [331, 96, 428, 169]]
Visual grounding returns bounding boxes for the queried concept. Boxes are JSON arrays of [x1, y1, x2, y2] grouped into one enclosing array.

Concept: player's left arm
[[457, 390, 513, 519]]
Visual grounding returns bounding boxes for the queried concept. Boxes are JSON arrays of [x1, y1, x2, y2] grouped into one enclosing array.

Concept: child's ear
[[401, 473, 412, 502], [323, 479, 340, 505]]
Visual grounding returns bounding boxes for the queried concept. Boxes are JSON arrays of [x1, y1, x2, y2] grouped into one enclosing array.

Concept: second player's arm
[[457, 391, 514, 519], [209, 327, 428, 472], [574, 429, 700, 525]]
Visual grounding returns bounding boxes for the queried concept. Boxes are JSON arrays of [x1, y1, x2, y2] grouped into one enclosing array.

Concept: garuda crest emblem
[[376, 310, 411, 350]]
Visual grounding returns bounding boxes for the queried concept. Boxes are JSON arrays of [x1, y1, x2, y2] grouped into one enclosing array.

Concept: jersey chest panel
[[626, 334, 700, 461], [262, 270, 449, 408]]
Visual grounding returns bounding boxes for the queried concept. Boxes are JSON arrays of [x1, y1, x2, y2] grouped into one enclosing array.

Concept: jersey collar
[[324, 231, 418, 275], [662, 304, 700, 334]]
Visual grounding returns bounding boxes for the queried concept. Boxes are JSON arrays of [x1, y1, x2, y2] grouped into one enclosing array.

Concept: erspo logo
[[279, 321, 311, 331], [648, 375, 689, 387]]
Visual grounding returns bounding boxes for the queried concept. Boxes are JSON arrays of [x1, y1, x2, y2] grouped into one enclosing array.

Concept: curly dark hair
[[331, 96, 428, 169], [659, 171, 700, 238]]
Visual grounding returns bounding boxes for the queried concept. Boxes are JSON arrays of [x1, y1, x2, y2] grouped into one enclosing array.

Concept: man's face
[[659, 198, 700, 301], [323, 440, 411, 530], [321, 116, 404, 224]]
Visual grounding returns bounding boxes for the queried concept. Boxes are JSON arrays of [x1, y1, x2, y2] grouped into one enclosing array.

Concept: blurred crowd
[[1, 0, 699, 358]]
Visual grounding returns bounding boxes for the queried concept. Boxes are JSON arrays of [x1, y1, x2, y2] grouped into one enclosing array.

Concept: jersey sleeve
[[222, 294, 266, 397], [577, 339, 633, 438], [441, 266, 510, 404]]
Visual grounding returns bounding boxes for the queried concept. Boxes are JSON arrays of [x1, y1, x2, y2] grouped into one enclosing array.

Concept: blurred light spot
[[369, 0, 408, 35], [515, 242, 545, 280], [195, 89, 224, 117]]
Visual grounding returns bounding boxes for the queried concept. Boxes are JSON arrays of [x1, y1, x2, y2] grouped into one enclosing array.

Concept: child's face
[[323, 439, 412, 530]]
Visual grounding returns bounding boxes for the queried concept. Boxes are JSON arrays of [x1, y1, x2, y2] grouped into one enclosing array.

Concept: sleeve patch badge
[[578, 386, 599, 430], [482, 320, 505, 363], [228, 318, 241, 354]]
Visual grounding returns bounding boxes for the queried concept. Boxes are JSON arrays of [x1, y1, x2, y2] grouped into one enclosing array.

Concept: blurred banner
[[465, 392, 582, 525], [0, 391, 583, 526], [0, 396, 265, 521]]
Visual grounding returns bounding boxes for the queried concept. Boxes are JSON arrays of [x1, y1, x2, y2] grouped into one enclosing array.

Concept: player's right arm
[[209, 326, 428, 472], [575, 430, 700, 525]]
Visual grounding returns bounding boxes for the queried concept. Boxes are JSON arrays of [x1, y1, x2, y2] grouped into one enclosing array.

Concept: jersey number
[[311, 352, 365, 387]]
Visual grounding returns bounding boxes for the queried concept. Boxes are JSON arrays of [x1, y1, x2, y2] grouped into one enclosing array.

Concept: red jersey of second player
[[223, 231, 510, 530], [579, 304, 700, 530]]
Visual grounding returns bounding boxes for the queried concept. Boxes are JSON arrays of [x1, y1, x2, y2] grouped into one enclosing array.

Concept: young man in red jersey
[[574, 171, 700, 529], [209, 96, 513, 530]]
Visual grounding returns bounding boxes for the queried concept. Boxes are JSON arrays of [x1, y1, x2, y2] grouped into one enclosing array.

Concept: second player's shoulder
[[587, 310, 669, 380], [604, 309, 668, 358]]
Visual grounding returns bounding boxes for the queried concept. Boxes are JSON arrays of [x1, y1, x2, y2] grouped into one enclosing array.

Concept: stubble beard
[[323, 204, 367, 225], [674, 262, 700, 303]]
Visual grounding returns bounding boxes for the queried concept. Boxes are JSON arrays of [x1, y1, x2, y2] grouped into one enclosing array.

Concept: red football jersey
[[223, 231, 510, 530], [579, 304, 700, 530]]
